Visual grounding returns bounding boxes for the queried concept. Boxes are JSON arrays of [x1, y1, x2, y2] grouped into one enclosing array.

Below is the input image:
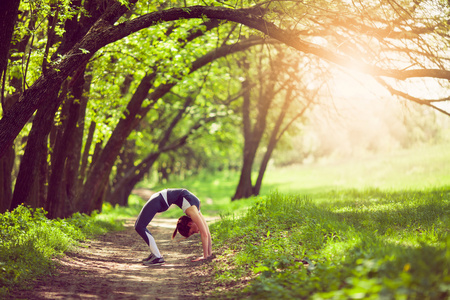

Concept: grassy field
[[210, 189, 449, 299], [198, 142, 450, 299], [261, 141, 450, 195]]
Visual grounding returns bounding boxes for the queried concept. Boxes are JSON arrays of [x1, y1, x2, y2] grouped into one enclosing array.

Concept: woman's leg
[[134, 193, 165, 258]]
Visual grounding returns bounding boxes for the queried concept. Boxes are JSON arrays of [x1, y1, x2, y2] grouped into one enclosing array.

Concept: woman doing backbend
[[134, 188, 212, 266]]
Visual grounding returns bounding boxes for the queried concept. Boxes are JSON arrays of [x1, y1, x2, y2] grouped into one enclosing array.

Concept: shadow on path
[[11, 218, 213, 300]]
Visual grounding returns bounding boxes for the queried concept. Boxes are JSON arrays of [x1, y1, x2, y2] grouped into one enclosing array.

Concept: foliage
[[210, 189, 450, 299], [3, 0, 449, 219], [0, 205, 124, 296]]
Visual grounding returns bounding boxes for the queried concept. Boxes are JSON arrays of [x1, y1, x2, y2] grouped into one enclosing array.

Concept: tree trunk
[[111, 151, 162, 206], [0, 0, 20, 84], [232, 66, 275, 200], [77, 73, 157, 214], [253, 87, 293, 195], [109, 140, 137, 206], [110, 175, 141, 207], [10, 88, 61, 211], [46, 65, 87, 218], [111, 183, 135, 207], [108, 73, 137, 207], [92, 179, 109, 213], [64, 72, 91, 216], [0, 145, 14, 213], [0, 94, 18, 212], [38, 145, 49, 209], [0, 7, 32, 212], [232, 150, 257, 200]]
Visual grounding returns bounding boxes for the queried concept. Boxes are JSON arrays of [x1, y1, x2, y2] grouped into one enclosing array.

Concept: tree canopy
[[0, 0, 448, 216]]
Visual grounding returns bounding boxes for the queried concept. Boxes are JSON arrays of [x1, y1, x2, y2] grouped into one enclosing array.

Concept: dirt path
[[11, 217, 215, 300]]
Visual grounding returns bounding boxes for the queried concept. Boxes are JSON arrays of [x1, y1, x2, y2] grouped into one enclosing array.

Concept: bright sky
[[300, 67, 450, 160], [331, 67, 450, 115]]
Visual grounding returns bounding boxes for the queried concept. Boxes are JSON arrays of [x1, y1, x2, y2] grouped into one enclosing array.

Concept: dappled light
[[0, 0, 449, 298]]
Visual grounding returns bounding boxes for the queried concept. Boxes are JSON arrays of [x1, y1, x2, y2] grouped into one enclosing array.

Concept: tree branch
[[375, 77, 450, 117], [106, 6, 450, 81]]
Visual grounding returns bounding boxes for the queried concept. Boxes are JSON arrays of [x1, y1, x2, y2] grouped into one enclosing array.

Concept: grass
[[0, 205, 130, 296], [261, 142, 450, 196], [139, 141, 450, 217], [199, 142, 450, 299], [209, 189, 449, 299]]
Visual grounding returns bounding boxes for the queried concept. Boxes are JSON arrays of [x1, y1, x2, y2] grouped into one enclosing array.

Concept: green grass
[[201, 142, 450, 299], [210, 189, 449, 299], [261, 142, 450, 195], [0, 205, 128, 296], [139, 141, 450, 218]]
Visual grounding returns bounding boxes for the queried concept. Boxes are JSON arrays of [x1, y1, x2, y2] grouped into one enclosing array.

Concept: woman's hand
[[191, 255, 213, 262], [191, 256, 206, 262]]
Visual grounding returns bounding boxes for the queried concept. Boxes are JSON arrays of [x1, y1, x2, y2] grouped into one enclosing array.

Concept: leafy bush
[[0, 205, 123, 296]]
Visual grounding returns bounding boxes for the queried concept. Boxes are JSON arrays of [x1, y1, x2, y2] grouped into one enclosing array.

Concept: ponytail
[[172, 215, 192, 239], [172, 227, 178, 239]]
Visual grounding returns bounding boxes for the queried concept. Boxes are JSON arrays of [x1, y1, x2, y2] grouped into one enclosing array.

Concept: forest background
[[0, 0, 450, 298], [1, 0, 450, 218]]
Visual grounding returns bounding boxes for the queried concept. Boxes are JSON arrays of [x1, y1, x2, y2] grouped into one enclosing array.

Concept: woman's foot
[[141, 253, 156, 262], [143, 256, 165, 266]]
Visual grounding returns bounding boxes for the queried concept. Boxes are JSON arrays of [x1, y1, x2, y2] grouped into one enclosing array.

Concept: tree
[[0, 0, 20, 212], [4, 1, 268, 216], [1, 0, 449, 214], [106, 35, 265, 207], [232, 47, 323, 199], [2, 2, 450, 158], [0, 0, 19, 85]]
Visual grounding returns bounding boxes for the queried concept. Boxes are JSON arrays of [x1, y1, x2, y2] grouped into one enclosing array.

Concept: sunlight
[[330, 68, 388, 99], [296, 63, 450, 165], [326, 65, 450, 119]]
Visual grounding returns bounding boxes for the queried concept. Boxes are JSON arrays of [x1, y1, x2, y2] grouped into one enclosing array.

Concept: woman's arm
[[199, 211, 212, 257], [185, 205, 212, 260]]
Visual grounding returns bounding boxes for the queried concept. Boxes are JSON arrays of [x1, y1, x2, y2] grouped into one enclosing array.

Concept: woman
[[134, 188, 212, 266]]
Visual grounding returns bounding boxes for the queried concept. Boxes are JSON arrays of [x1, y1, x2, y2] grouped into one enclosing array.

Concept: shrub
[[0, 205, 123, 296]]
